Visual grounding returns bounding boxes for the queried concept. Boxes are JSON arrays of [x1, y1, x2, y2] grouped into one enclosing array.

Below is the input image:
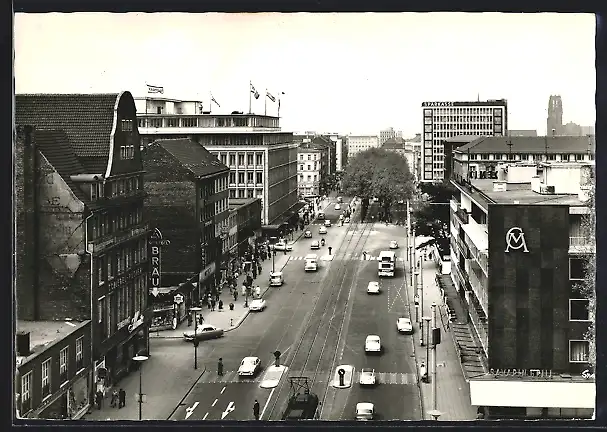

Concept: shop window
[[97, 256, 105, 285], [570, 299, 590, 321], [569, 340, 590, 363], [21, 372, 32, 413], [569, 258, 585, 280], [76, 337, 84, 371], [42, 358, 51, 398], [60, 347, 68, 383]]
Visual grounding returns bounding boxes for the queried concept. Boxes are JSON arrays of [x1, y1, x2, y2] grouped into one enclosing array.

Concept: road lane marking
[[221, 401, 235, 419], [260, 387, 275, 419], [185, 401, 200, 420], [212, 398, 218, 407], [221, 386, 226, 394], [202, 412, 209, 420]]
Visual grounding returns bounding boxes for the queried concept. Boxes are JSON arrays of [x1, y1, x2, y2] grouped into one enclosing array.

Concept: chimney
[[16, 331, 30, 357]]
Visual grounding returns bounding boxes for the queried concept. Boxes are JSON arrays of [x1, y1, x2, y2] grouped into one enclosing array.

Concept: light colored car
[[183, 324, 224, 342], [319, 226, 327, 234], [238, 356, 261, 377], [359, 368, 376, 386], [249, 299, 267, 311], [304, 230, 312, 238], [324, 219, 332, 227], [367, 281, 380, 294], [334, 203, 341, 211], [311, 240, 320, 250], [365, 335, 381, 353], [389, 240, 399, 249], [356, 402, 374, 421], [260, 365, 287, 389], [397, 317, 413, 334], [273, 241, 293, 252]]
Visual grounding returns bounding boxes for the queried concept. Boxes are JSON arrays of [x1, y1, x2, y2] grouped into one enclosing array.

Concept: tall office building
[[547, 95, 564, 136], [379, 127, 402, 145], [421, 99, 508, 182]]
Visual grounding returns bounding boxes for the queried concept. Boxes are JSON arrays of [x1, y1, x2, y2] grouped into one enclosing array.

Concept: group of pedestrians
[[95, 388, 126, 410]]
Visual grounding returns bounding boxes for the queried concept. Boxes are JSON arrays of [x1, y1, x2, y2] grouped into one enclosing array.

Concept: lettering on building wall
[[422, 102, 454, 107], [149, 228, 170, 288], [504, 227, 529, 253], [489, 368, 554, 378]]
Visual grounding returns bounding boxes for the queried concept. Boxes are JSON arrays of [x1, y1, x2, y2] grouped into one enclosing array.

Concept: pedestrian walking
[[110, 389, 118, 408], [328, 246, 332, 255], [233, 290, 238, 301], [253, 399, 260, 420], [96, 390, 103, 410], [215, 292, 220, 302], [255, 285, 261, 298], [242, 284, 247, 297], [218, 358, 224, 376], [211, 299, 216, 311], [218, 299, 223, 310], [118, 388, 126, 408]]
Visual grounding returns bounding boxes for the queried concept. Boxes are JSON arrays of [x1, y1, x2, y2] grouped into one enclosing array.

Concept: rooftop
[[444, 135, 484, 143], [17, 320, 88, 364], [455, 136, 595, 155], [469, 178, 585, 206], [151, 139, 229, 178], [381, 137, 408, 149]]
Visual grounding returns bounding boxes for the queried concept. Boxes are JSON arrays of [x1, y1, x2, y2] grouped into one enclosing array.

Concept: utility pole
[[419, 254, 425, 346], [431, 302, 438, 411]]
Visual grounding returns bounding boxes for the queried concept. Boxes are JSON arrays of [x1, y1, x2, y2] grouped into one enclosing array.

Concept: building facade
[[229, 198, 263, 262], [15, 92, 151, 404], [547, 95, 564, 136], [15, 320, 92, 419], [297, 145, 324, 197], [449, 157, 595, 419], [421, 99, 508, 182], [347, 135, 379, 158], [379, 127, 403, 145], [136, 104, 298, 226], [142, 138, 229, 327]]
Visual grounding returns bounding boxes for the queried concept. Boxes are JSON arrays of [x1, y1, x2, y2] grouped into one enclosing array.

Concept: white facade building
[[379, 127, 403, 145], [347, 135, 379, 158], [297, 147, 323, 197], [421, 99, 508, 182]]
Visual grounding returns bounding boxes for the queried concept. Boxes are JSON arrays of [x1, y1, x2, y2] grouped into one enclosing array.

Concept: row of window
[[424, 107, 503, 116], [298, 163, 319, 171], [228, 188, 263, 199], [20, 337, 84, 413], [229, 172, 264, 185], [426, 124, 501, 132], [98, 275, 147, 340], [90, 176, 142, 201], [97, 239, 147, 284], [213, 152, 265, 167], [138, 116, 279, 129], [299, 153, 320, 161], [90, 207, 144, 240], [299, 174, 319, 182], [464, 153, 593, 162], [120, 145, 136, 160]]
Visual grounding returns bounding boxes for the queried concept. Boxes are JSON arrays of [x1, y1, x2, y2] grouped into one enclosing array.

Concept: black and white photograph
[[13, 12, 596, 422]]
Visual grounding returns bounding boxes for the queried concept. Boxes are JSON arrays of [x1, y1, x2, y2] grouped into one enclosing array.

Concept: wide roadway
[[320, 222, 422, 421], [168, 198, 357, 421]]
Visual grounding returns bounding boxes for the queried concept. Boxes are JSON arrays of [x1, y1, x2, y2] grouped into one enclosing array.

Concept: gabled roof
[[382, 137, 407, 149], [34, 129, 91, 205], [454, 136, 595, 154], [15, 93, 120, 162], [152, 139, 228, 178], [311, 136, 333, 147]]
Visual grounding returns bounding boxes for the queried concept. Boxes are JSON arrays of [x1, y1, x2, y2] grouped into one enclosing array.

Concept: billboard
[[487, 204, 570, 371]]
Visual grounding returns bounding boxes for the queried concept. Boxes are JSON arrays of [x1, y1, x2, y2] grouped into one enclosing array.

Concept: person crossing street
[[253, 400, 260, 420]]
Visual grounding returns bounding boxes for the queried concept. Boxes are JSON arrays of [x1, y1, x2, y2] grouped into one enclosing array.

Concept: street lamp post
[[272, 249, 276, 273], [421, 316, 431, 381], [431, 302, 438, 411], [190, 307, 202, 370], [133, 355, 148, 421], [419, 256, 425, 346]]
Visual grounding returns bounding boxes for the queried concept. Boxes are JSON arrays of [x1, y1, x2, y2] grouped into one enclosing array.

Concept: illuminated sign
[[505, 227, 529, 253], [422, 102, 454, 107], [128, 310, 144, 332], [489, 368, 553, 378], [149, 228, 170, 289]]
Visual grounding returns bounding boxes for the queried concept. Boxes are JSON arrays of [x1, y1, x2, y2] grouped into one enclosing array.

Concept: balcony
[[569, 236, 595, 254]]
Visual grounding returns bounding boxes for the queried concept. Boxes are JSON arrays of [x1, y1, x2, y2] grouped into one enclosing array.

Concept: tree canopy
[[411, 181, 456, 242], [578, 180, 595, 368], [341, 148, 415, 209]]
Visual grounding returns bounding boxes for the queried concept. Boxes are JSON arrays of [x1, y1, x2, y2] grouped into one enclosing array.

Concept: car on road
[[324, 220, 332, 227], [367, 281, 380, 294], [273, 241, 293, 252], [249, 299, 267, 311], [356, 402, 374, 421], [183, 324, 224, 342], [397, 317, 413, 334], [270, 271, 284, 286], [238, 356, 262, 377], [389, 240, 399, 249], [260, 365, 287, 389], [334, 203, 341, 211], [359, 368, 376, 386], [365, 335, 382, 353], [304, 230, 312, 238], [337, 196, 343, 203], [317, 212, 325, 220], [310, 240, 320, 250], [319, 226, 327, 234]]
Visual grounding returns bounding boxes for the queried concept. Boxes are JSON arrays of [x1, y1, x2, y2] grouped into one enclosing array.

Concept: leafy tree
[[341, 148, 415, 215], [411, 181, 456, 252], [578, 180, 595, 368]]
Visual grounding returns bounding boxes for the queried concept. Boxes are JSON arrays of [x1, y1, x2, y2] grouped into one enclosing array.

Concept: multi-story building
[[547, 95, 564, 136], [229, 198, 263, 261], [405, 133, 422, 181], [15, 92, 151, 398], [297, 145, 324, 197], [134, 96, 204, 115], [311, 135, 336, 176], [142, 138, 229, 327], [449, 153, 595, 419], [421, 99, 508, 182], [136, 101, 299, 226], [379, 127, 403, 145], [335, 135, 347, 172], [381, 137, 416, 176], [15, 320, 92, 419], [347, 135, 379, 158]]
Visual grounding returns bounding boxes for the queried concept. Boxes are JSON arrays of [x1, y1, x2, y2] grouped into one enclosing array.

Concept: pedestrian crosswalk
[[197, 370, 416, 386], [288, 255, 405, 262]]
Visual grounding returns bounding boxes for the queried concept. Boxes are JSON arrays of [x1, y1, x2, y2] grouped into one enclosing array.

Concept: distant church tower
[[547, 95, 563, 136]]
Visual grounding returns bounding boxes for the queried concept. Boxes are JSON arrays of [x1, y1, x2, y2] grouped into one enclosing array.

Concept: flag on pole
[[266, 91, 276, 103], [211, 94, 221, 107], [147, 84, 164, 94], [250, 83, 260, 99]]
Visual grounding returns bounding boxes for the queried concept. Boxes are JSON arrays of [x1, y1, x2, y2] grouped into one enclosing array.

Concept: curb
[[166, 364, 207, 420]]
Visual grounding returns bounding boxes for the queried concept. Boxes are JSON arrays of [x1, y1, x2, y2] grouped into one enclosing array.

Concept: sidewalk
[[408, 248, 478, 421]]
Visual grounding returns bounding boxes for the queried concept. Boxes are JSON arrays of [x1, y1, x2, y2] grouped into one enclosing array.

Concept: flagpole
[[249, 81, 252, 114], [209, 91, 212, 114], [264, 88, 267, 116]]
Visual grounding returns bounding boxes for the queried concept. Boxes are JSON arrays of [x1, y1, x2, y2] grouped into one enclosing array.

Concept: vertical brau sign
[[149, 228, 171, 289]]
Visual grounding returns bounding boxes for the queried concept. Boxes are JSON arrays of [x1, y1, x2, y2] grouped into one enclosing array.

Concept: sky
[[14, 13, 596, 136]]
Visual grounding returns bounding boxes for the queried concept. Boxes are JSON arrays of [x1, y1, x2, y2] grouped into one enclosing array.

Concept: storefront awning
[[469, 378, 595, 409]]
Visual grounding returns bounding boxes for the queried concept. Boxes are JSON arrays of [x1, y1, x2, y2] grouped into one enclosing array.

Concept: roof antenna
[[477, 93, 480, 102]]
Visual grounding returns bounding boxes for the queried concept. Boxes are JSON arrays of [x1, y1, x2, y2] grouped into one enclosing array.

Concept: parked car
[[324, 220, 332, 227], [356, 402, 374, 421], [238, 356, 262, 377], [389, 240, 399, 249], [304, 230, 312, 238], [273, 241, 293, 252], [365, 335, 382, 353], [319, 226, 327, 234], [367, 281, 380, 294], [334, 204, 341, 211], [310, 240, 320, 250], [183, 324, 224, 342], [249, 299, 267, 311], [396, 317, 413, 334], [359, 368, 377, 386]]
